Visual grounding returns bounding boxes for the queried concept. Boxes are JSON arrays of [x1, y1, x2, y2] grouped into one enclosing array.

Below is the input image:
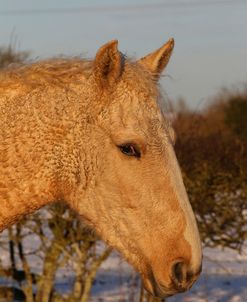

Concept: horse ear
[[93, 40, 123, 87], [138, 38, 174, 79]]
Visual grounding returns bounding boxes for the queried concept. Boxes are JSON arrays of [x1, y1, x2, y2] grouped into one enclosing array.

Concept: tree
[[224, 91, 247, 140], [0, 204, 111, 302], [0, 44, 29, 69], [173, 90, 247, 250]]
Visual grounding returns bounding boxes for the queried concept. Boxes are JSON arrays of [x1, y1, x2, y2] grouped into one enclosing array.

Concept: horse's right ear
[[138, 38, 174, 80], [93, 40, 123, 88]]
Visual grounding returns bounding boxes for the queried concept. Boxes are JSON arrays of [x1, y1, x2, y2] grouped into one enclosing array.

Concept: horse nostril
[[171, 261, 187, 287]]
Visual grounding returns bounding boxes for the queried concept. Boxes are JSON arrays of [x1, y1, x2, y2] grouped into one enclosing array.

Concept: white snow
[[89, 244, 247, 302], [1, 231, 246, 302]]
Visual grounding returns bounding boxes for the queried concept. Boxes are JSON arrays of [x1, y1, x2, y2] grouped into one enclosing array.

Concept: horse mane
[[0, 57, 94, 91]]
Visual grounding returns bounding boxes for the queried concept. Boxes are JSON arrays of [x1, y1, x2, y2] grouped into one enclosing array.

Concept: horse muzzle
[[143, 260, 202, 298]]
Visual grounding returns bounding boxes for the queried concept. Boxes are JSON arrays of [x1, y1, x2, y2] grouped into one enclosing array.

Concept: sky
[[0, 0, 247, 109]]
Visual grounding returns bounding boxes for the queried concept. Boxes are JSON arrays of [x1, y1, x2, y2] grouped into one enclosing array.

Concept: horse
[[0, 38, 202, 298]]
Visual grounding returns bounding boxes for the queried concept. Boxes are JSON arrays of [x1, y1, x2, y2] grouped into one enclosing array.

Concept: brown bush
[[173, 90, 247, 250]]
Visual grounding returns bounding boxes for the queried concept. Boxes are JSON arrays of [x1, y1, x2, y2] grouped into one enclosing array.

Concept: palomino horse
[[0, 39, 202, 298]]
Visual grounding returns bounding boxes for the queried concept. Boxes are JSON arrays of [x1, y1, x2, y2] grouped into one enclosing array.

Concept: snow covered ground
[[87, 245, 247, 302], [1, 229, 246, 302]]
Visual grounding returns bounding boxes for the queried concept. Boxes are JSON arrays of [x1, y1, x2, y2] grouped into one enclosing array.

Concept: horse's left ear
[[93, 40, 123, 88], [138, 38, 174, 79]]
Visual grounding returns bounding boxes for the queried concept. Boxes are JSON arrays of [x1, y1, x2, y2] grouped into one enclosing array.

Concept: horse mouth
[[142, 265, 200, 298], [143, 281, 180, 299], [144, 279, 190, 298], [142, 269, 181, 298]]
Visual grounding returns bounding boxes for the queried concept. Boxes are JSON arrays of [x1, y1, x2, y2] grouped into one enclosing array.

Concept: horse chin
[[142, 277, 172, 299], [141, 272, 184, 299]]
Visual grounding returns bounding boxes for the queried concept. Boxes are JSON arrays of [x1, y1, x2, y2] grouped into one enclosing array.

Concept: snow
[[88, 245, 247, 302], [1, 230, 246, 301]]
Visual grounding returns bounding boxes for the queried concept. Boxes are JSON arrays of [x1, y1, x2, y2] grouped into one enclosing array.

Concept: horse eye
[[118, 144, 141, 158]]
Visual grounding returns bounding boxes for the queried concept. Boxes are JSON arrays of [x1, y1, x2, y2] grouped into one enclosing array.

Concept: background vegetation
[[174, 91, 247, 251], [0, 46, 246, 302]]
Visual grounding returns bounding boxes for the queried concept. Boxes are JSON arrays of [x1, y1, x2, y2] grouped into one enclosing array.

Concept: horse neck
[[0, 74, 97, 232]]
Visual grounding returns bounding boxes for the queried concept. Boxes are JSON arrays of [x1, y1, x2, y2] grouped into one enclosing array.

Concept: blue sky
[[0, 0, 247, 108]]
